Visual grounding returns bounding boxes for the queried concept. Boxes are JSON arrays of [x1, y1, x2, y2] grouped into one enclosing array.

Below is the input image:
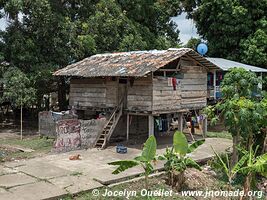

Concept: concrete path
[[0, 138, 232, 200]]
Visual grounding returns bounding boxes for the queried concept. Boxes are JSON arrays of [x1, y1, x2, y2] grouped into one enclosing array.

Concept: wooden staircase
[[94, 100, 123, 149]]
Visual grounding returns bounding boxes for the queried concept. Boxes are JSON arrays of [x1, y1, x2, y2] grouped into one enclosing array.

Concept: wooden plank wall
[[69, 78, 118, 108], [180, 59, 207, 109], [127, 76, 153, 111], [152, 77, 181, 111], [106, 80, 118, 107]]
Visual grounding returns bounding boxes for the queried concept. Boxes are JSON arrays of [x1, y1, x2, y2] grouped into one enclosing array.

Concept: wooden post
[[148, 115, 154, 136], [203, 115, 208, 138], [259, 72, 263, 90], [178, 113, 183, 132], [20, 103, 23, 140], [126, 113, 129, 141], [213, 70, 216, 100]]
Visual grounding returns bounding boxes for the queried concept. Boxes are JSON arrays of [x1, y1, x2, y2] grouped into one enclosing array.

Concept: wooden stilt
[[203, 116, 208, 138], [126, 113, 129, 141], [148, 115, 154, 137], [213, 70, 217, 100]]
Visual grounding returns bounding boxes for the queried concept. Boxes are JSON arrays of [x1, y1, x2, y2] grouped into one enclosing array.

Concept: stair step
[[96, 143, 103, 146], [98, 138, 105, 141]]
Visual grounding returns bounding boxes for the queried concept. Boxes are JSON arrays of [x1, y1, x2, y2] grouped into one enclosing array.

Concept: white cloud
[[171, 12, 199, 45], [0, 18, 7, 30]]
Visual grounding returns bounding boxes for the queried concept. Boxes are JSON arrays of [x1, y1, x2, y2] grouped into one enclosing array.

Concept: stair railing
[[101, 98, 124, 148]]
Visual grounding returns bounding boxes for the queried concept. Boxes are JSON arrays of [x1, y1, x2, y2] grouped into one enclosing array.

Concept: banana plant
[[212, 147, 248, 191], [108, 135, 157, 189], [159, 131, 205, 189], [238, 146, 267, 197], [212, 145, 267, 193]]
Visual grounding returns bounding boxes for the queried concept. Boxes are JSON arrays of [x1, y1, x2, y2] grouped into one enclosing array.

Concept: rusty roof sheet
[[53, 48, 219, 77]]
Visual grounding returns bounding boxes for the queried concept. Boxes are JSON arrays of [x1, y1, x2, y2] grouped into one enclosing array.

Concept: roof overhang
[[53, 48, 220, 77]]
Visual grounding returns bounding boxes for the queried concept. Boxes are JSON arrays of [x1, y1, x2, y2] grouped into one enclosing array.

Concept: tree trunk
[[169, 171, 185, 191], [57, 77, 67, 111], [231, 132, 240, 167], [20, 104, 23, 140], [241, 173, 252, 200], [262, 131, 267, 154], [247, 134, 253, 150]]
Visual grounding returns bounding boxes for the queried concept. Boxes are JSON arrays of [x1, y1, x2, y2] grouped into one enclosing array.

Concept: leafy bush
[[108, 135, 157, 189], [159, 131, 205, 190]]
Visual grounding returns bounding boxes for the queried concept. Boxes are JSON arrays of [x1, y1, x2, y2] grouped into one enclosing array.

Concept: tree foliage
[[183, 0, 267, 68], [204, 68, 267, 167], [1, 67, 36, 107], [0, 0, 182, 109], [184, 37, 201, 50]]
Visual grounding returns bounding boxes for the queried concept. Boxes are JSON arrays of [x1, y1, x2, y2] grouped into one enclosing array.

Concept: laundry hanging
[[172, 77, 176, 90]]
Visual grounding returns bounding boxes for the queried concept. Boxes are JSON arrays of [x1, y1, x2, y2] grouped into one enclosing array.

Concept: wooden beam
[[158, 69, 180, 72], [126, 113, 129, 141], [213, 70, 216, 100], [203, 116, 208, 138], [184, 54, 208, 70], [152, 109, 189, 115], [148, 115, 154, 136]]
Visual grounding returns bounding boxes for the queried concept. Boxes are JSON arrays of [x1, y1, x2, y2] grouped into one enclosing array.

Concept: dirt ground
[[66, 168, 237, 200]]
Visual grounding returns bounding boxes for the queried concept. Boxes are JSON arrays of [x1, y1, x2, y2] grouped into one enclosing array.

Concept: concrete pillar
[[148, 115, 154, 136], [126, 113, 129, 141], [178, 113, 183, 132]]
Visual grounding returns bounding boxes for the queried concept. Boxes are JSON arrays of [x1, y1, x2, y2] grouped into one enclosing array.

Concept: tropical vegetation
[[108, 135, 157, 189], [159, 131, 204, 190]]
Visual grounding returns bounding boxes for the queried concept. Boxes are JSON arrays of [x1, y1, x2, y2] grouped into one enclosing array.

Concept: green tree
[[205, 68, 267, 166], [0, 0, 182, 111], [1, 67, 36, 139], [185, 37, 201, 50], [183, 0, 267, 68], [241, 29, 267, 68]]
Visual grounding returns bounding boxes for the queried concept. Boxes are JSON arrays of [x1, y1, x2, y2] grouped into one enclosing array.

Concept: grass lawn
[[206, 131, 232, 140], [0, 136, 54, 162]]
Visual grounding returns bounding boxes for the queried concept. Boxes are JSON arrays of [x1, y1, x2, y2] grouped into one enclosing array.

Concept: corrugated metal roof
[[53, 48, 219, 77], [207, 58, 267, 72]]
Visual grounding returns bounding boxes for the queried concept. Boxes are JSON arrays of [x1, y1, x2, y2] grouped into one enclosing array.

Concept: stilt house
[[53, 48, 219, 148]]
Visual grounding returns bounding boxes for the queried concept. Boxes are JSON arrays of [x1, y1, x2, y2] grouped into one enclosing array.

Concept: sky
[[0, 12, 199, 44], [0, 17, 7, 31], [171, 12, 199, 44]]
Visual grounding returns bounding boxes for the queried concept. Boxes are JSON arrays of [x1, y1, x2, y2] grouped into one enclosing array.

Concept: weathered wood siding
[[106, 80, 118, 107], [127, 77, 153, 111], [152, 77, 181, 111], [180, 60, 207, 109], [69, 78, 118, 108]]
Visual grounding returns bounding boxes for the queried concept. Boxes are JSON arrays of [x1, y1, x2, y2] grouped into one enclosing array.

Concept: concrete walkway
[[0, 138, 232, 200]]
